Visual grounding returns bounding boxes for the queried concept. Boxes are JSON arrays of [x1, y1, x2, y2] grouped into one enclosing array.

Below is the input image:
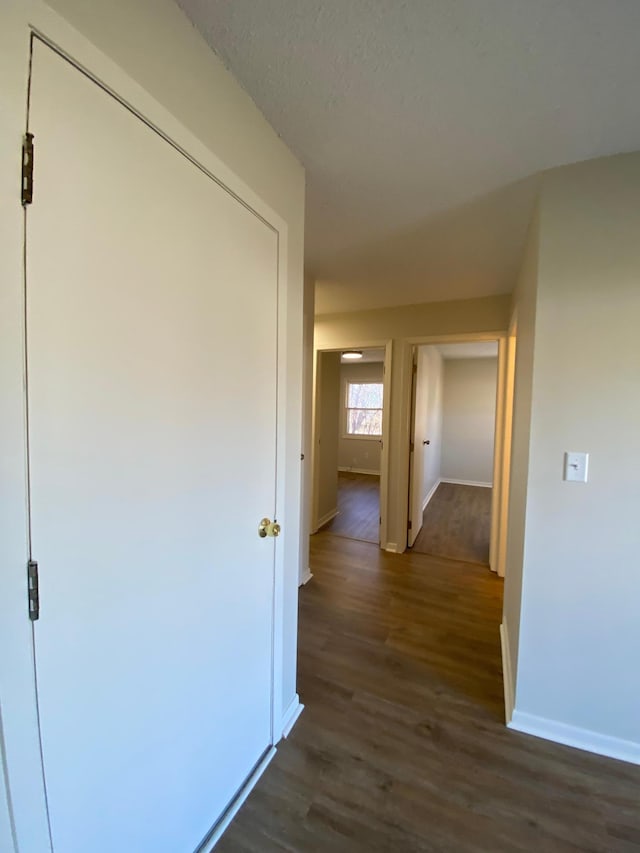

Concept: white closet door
[[27, 39, 279, 852]]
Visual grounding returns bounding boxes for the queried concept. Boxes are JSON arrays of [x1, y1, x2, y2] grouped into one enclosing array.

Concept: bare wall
[[441, 358, 498, 484], [315, 352, 341, 524], [502, 212, 539, 689], [508, 152, 640, 756]]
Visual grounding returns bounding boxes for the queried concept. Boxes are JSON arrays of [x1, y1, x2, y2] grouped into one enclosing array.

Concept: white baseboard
[[384, 542, 402, 553], [338, 466, 380, 476], [281, 694, 304, 739], [196, 746, 277, 851], [422, 478, 441, 512], [299, 567, 313, 587], [440, 478, 492, 488], [509, 711, 640, 766], [500, 622, 514, 724], [316, 508, 338, 529]]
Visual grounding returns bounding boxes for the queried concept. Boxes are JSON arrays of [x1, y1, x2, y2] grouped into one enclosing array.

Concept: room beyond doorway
[[322, 471, 379, 543], [312, 346, 389, 546], [408, 341, 498, 566], [411, 482, 492, 564]]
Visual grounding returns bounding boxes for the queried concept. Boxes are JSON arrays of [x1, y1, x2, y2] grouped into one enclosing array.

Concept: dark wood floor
[[322, 472, 379, 543], [412, 482, 492, 565], [217, 533, 640, 852]]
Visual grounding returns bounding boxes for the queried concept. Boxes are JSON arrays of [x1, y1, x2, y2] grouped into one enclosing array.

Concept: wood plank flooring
[[412, 482, 492, 565], [217, 533, 640, 852], [322, 472, 379, 543]]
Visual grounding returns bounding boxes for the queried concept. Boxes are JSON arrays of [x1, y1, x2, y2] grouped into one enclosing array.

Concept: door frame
[[0, 6, 295, 851], [399, 332, 514, 576], [311, 341, 392, 548]]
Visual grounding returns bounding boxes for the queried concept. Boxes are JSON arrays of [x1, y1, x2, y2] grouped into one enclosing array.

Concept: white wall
[[502, 213, 539, 688], [315, 352, 341, 525], [0, 2, 304, 849], [506, 152, 640, 760], [441, 358, 498, 484], [338, 361, 383, 474]]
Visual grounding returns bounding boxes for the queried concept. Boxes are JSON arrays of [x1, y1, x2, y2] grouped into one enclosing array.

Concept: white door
[[26, 40, 279, 852], [408, 352, 423, 547]]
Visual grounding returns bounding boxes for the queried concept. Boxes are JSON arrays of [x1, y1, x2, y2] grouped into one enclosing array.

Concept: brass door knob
[[258, 518, 281, 538]]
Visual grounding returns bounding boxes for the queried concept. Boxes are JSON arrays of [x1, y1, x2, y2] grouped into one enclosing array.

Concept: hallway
[[218, 533, 640, 852]]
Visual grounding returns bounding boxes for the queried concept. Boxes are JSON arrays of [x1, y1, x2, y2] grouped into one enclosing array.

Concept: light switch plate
[[564, 451, 589, 483]]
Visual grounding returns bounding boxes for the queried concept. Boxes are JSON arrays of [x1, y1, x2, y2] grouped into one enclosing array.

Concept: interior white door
[[407, 352, 423, 547], [26, 40, 279, 853]]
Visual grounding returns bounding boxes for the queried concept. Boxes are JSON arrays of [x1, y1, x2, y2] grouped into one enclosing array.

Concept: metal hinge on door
[[22, 133, 34, 205], [27, 560, 40, 621]]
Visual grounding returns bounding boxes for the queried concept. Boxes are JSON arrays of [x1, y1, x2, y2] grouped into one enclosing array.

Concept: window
[[345, 381, 383, 437]]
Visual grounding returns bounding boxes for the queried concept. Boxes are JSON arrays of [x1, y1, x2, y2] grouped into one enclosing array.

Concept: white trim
[[422, 478, 441, 512], [316, 508, 339, 529], [341, 433, 382, 441], [299, 568, 313, 586], [440, 478, 492, 488], [500, 622, 514, 724], [280, 695, 304, 739], [196, 747, 277, 852], [509, 711, 640, 767], [384, 542, 400, 553], [338, 466, 381, 476]]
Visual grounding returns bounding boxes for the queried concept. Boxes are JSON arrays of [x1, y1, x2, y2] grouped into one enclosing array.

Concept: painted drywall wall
[[441, 358, 497, 484], [502, 215, 538, 690], [509, 152, 640, 756], [315, 295, 510, 345], [316, 352, 341, 525], [338, 361, 384, 474], [0, 2, 304, 848], [315, 295, 510, 550]]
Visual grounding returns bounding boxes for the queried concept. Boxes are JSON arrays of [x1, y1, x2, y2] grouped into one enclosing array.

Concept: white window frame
[[342, 379, 384, 440]]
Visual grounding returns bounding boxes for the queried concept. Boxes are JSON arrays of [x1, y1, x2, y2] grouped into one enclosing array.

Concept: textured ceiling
[[176, 0, 640, 313]]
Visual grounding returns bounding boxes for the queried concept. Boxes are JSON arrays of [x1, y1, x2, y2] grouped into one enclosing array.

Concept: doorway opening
[[407, 339, 512, 572], [312, 345, 390, 545]]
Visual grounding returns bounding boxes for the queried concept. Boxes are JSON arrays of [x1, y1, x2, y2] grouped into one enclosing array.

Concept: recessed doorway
[[408, 341, 499, 567], [312, 346, 388, 545]]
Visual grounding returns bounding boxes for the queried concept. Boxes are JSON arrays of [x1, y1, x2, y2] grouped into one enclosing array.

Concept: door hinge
[[27, 559, 40, 621], [408, 520, 412, 531], [22, 133, 34, 205]]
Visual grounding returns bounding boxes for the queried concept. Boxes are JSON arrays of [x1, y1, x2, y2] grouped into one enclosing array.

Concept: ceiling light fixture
[[342, 351, 363, 360]]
